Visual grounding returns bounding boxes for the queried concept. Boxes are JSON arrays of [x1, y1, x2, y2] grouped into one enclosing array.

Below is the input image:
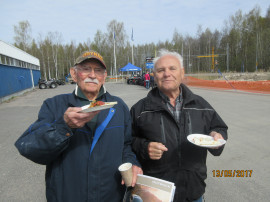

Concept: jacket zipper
[[160, 114, 166, 144], [186, 111, 192, 135]]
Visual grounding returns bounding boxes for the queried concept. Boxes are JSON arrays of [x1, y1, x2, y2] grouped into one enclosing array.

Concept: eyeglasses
[[76, 66, 106, 76]]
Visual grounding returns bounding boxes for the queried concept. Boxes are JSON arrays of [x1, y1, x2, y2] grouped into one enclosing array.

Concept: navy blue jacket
[[15, 90, 139, 202]]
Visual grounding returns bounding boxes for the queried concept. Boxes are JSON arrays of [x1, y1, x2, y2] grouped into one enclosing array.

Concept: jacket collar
[[144, 88, 165, 111], [75, 85, 106, 101], [144, 83, 195, 111], [180, 83, 196, 105]]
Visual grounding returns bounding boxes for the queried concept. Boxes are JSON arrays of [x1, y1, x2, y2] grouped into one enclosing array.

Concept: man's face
[[154, 55, 184, 93], [70, 60, 107, 99]]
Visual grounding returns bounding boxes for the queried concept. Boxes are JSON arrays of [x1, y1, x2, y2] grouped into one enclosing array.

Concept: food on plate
[[88, 100, 118, 108], [89, 100, 105, 108], [193, 137, 220, 146]]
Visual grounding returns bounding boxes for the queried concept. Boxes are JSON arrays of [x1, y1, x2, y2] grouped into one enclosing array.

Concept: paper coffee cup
[[118, 162, 133, 187]]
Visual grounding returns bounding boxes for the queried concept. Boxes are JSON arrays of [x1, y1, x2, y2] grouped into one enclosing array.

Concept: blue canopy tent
[[120, 63, 141, 72]]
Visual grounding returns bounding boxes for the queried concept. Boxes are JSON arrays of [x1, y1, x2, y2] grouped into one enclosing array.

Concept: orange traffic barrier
[[184, 76, 270, 94]]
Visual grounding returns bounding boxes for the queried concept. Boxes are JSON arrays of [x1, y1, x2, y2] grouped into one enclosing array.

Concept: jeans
[[193, 195, 203, 202], [145, 80, 150, 89]]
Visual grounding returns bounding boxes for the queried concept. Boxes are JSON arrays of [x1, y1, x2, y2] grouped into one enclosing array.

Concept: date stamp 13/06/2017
[[212, 170, 253, 177]]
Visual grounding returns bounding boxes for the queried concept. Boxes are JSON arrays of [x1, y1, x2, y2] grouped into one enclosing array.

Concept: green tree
[[13, 20, 32, 51]]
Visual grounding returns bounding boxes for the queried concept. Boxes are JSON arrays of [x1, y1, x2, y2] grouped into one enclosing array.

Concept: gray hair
[[153, 49, 184, 71]]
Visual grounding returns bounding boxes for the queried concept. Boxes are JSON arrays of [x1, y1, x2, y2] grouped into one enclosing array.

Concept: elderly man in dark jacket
[[130, 49, 228, 202], [15, 50, 142, 202]]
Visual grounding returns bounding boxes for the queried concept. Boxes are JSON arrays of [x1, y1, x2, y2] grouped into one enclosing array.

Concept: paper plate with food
[[187, 134, 226, 148], [79, 101, 118, 113]]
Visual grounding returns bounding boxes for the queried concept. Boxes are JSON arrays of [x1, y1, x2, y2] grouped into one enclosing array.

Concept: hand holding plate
[[64, 107, 99, 128]]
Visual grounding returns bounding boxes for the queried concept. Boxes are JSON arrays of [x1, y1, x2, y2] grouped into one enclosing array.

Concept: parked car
[[38, 79, 58, 89]]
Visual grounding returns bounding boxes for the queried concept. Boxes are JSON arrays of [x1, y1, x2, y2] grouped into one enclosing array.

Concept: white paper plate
[[187, 134, 226, 148], [79, 102, 117, 113]]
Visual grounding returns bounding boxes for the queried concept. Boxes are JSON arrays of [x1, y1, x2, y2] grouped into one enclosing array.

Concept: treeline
[[13, 6, 270, 79]]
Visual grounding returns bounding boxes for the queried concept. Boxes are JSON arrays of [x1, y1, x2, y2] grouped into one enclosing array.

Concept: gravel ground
[[1, 82, 270, 201], [186, 72, 270, 81], [221, 72, 270, 81]]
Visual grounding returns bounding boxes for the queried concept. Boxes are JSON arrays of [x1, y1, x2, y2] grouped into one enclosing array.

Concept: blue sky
[[0, 0, 269, 45]]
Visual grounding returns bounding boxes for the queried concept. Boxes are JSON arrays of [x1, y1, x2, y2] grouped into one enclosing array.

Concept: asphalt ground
[[0, 82, 269, 201]]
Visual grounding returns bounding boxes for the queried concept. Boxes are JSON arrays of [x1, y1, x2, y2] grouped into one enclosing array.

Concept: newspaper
[[123, 174, 175, 202]]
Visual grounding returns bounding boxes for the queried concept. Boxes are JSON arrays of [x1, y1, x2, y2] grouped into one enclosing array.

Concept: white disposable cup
[[118, 162, 133, 187]]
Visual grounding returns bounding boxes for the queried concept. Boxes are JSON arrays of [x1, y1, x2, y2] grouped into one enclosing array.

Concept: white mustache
[[84, 78, 99, 84]]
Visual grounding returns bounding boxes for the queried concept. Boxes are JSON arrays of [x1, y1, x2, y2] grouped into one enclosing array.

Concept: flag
[[131, 28, 134, 41]]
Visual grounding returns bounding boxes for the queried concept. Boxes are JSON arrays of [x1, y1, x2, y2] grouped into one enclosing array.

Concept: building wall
[[0, 40, 41, 101], [0, 64, 41, 98], [0, 40, 40, 68]]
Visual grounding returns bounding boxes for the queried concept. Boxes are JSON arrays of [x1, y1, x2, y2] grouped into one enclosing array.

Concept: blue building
[[0, 40, 41, 102]]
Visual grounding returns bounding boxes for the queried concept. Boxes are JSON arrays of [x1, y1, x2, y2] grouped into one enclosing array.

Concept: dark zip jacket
[[130, 84, 228, 202], [15, 90, 139, 202]]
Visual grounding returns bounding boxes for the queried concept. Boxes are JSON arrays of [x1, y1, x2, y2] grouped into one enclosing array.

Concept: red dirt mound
[[184, 76, 270, 94]]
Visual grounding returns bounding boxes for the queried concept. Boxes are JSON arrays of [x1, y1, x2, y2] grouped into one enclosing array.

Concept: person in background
[[15, 50, 142, 202], [130, 49, 228, 202], [144, 71, 150, 89], [150, 72, 155, 89]]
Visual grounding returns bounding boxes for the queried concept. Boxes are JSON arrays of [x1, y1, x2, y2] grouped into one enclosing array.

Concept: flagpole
[[132, 43, 134, 65], [113, 30, 117, 82], [131, 28, 134, 65]]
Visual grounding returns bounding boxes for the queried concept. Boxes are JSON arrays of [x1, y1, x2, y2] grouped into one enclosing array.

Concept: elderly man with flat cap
[[15, 50, 142, 202]]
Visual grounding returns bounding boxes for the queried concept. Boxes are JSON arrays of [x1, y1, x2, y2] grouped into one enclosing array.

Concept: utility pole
[[255, 16, 258, 72], [227, 43, 229, 72], [132, 44, 134, 65], [255, 32, 258, 71], [198, 46, 200, 73], [181, 42, 183, 56], [131, 28, 134, 65], [197, 47, 218, 71], [113, 29, 117, 81]]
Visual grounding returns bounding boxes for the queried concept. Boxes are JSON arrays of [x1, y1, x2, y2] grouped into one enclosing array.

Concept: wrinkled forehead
[[155, 55, 181, 70]]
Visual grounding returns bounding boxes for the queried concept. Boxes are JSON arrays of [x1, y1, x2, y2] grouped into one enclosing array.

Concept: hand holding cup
[[118, 162, 133, 187]]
